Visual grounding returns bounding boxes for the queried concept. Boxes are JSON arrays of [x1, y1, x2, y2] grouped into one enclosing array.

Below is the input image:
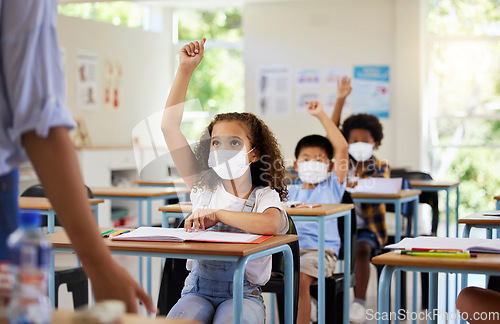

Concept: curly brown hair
[[192, 112, 288, 201]]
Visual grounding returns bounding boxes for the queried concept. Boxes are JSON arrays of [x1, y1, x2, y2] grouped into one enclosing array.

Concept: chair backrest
[[21, 184, 94, 198], [337, 191, 357, 275]]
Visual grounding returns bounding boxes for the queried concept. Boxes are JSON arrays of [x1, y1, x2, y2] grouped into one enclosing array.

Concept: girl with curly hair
[[161, 38, 289, 324]]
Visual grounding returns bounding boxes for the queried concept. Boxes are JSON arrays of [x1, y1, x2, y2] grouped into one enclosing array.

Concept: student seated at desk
[[161, 38, 289, 324], [456, 287, 500, 323], [287, 101, 349, 324], [332, 76, 390, 323]]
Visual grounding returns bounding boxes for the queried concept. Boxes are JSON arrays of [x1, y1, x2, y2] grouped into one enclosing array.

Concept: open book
[[110, 227, 271, 244], [348, 178, 402, 194], [386, 236, 500, 254]]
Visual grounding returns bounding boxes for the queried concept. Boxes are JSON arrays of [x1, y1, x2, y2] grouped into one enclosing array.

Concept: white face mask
[[297, 161, 329, 184], [208, 148, 255, 180], [349, 142, 374, 162]]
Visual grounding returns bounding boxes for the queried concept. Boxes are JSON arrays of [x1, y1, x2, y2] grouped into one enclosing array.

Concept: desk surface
[[91, 186, 190, 198], [18, 197, 104, 210], [0, 310, 199, 324], [372, 251, 500, 272], [159, 203, 354, 216], [350, 189, 421, 199], [134, 180, 187, 186], [409, 180, 460, 188], [48, 230, 297, 257], [459, 211, 500, 225]]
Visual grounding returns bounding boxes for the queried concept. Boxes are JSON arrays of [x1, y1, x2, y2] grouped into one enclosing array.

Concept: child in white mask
[[161, 38, 289, 324], [332, 76, 390, 324], [287, 101, 349, 324]]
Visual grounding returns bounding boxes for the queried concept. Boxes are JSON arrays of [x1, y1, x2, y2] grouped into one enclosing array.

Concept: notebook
[[386, 236, 500, 254], [350, 177, 402, 194], [110, 227, 271, 244]]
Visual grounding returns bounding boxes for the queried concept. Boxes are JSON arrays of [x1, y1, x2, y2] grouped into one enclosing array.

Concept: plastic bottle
[[7, 212, 52, 324]]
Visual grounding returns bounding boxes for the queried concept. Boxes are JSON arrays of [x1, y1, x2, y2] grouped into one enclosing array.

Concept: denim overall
[[167, 187, 266, 324], [0, 168, 19, 261]]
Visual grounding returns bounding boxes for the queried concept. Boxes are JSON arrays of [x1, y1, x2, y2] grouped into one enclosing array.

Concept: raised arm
[[161, 38, 206, 189], [331, 76, 352, 127], [307, 101, 349, 184]]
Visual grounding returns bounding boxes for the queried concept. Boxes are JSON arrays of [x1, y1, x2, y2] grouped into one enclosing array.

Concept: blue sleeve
[[1, 0, 75, 145], [328, 171, 346, 201]]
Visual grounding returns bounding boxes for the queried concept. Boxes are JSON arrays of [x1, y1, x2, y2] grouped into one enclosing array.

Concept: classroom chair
[[156, 215, 301, 324], [21, 184, 90, 309], [310, 191, 357, 324]]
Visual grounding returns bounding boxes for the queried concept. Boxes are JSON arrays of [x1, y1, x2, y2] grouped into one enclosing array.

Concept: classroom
[[2, 0, 500, 324]]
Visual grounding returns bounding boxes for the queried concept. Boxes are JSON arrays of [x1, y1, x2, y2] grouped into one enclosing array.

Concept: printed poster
[[296, 92, 320, 112], [104, 57, 123, 110], [296, 68, 321, 87], [352, 66, 390, 118], [76, 51, 98, 110], [257, 67, 291, 117]]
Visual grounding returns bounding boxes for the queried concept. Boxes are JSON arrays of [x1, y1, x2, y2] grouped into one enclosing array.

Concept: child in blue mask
[[288, 100, 349, 324], [332, 76, 389, 324], [161, 38, 289, 324]]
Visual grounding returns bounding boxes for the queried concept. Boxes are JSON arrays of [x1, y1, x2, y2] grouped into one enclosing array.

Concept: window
[[173, 7, 244, 140], [426, 0, 500, 215]]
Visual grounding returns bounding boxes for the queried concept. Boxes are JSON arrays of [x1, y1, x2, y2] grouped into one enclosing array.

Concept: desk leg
[[429, 272, 438, 324], [378, 265, 395, 324], [497, 199, 500, 211], [49, 251, 55, 307], [394, 203, 402, 324], [487, 228, 493, 240], [283, 245, 294, 324], [446, 189, 450, 237], [48, 210, 55, 234], [412, 197, 419, 324], [462, 225, 471, 238], [459, 272, 468, 324], [343, 211, 351, 324], [137, 201, 143, 289], [147, 200, 152, 300], [317, 217, 326, 324]]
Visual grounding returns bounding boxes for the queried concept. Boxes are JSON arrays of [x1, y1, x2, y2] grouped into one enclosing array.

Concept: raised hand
[[306, 100, 325, 117], [179, 38, 206, 71], [337, 76, 352, 99], [185, 208, 219, 232]]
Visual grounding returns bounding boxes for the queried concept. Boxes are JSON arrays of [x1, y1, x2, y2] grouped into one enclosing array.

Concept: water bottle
[[7, 212, 52, 324]]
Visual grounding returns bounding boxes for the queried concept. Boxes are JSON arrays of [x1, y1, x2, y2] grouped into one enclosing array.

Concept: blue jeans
[[167, 273, 265, 324], [0, 168, 19, 261]]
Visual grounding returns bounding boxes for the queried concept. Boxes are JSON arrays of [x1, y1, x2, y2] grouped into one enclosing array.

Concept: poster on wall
[[323, 67, 352, 113], [352, 65, 390, 118], [296, 68, 321, 87], [256, 67, 292, 117], [296, 92, 320, 112], [76, 51, 98, 110], [104, 56, 123, 110]]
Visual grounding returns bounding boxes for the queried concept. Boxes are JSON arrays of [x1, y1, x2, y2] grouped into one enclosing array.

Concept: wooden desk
[[159, 203, 354, 324], [372, 250, 500, 324], [409, 180, 460, 237], [350, 189, 421, 317], [90, 187, 190, 298], [0, 310, 200, 324], [18, 197, 104, 234], [134, 180, 187, 187], [459, 211, 500, 239], [48, 230, 297, 324]]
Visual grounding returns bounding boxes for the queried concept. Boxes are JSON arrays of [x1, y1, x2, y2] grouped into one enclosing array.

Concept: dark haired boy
[[332, 77, 390, 324], [288, 101, 349, 324]]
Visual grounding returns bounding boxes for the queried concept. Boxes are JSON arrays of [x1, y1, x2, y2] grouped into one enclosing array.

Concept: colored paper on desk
[[111, 227, 271, 244], [350, 178, 402, 194], [386, 236, 500, 254], [294, 203, 321, 209]]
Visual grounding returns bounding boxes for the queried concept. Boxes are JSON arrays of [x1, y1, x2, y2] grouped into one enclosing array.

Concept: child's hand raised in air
[[184, 208, 219, 232], [179, 38, 206, 71], [337, 76, 352, 100], [306, 100, 325, 117]]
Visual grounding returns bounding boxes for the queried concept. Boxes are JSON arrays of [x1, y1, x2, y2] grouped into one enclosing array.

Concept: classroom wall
[[244, 0, 425, 170], [56, 9, 174, 147]]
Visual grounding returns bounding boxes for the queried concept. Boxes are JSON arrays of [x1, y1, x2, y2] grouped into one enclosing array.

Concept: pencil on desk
[[395, 250, 477, 258]]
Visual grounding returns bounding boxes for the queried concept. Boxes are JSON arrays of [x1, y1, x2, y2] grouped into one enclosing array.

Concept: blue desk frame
[[352, 192, 420, 324], [20, 205, 99, 234], [50, 240, 295, 324], [290, 209, 352, 324], [93, 192, 181, 298], [377, 260, 500, 324]]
